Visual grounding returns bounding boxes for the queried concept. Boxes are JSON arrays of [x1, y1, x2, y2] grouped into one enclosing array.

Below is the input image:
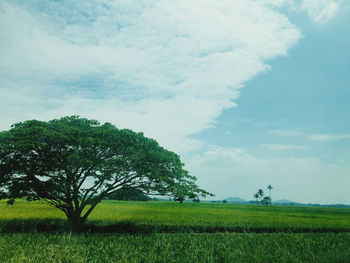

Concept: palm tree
[[257, 189, 264, 205], [267, 185, 273, 198], [254, 193, 259, 204]]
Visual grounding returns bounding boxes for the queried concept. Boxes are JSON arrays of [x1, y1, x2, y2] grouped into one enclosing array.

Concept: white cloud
[[260, 0, 344, 23], [268, 130, 350, 143], [0, 0, 301, 152], [308, 133, 350, 141], [187, 146, 350, 203], [260, 0, 294, 8], [301, 0, 341, 23], [261, 144, 308, 150], [191, 147, 262, 168]]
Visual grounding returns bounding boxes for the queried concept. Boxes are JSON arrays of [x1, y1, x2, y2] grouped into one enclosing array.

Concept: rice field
[[0, 200, 349, 262], [1, 233, 349, 263], [1, 200, 349, 233]]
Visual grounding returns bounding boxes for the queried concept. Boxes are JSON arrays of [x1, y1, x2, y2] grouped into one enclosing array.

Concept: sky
[[0, 0, 349, 204]]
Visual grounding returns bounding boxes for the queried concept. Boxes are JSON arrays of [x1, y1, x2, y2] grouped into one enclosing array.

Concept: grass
[[0, 233, 349, 263], [1, 200, 350, 233], [1, 200, 349, 262]]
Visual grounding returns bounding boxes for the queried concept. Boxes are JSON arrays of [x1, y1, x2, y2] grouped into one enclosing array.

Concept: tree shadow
[[0, 219, 348, 234]]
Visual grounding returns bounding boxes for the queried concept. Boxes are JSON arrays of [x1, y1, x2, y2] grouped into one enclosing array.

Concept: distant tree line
[[253, 185, 273, 205]]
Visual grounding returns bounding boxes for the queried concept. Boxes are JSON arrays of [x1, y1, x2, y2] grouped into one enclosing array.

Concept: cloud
[[308, 133, 350, 141], [261, 144, 308, 151], [261, 0, 344, 23], [187, 146, 350, 203], [268, 130, 350, 143], [0, 0, 301, 152], [190, 147, 262, 168], [260, 0, 294, 8], [301, 0, 341, 23]]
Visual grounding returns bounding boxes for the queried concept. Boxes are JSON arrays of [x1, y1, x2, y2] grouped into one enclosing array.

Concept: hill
[[225, 197, 247, 203]]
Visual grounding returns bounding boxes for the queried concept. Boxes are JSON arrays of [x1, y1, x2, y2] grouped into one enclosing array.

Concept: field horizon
[[1, 199, 349, 234]]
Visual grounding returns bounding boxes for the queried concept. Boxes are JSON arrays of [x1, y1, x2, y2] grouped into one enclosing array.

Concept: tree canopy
[[0, 116, 212, 232], [107, 187, 150, 201], [0, 131, 14, 200]]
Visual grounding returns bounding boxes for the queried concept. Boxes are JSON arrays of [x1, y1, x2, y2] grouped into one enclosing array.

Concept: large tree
[[107, 187, 150, 201], [0, 131, 15, 201], [0, 116, 212, 232]]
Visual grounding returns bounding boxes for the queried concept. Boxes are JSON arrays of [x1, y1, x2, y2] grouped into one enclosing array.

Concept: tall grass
[[1, 200, 349, 262], [1, 200, 349, 233], [0, 233, 349, 263]]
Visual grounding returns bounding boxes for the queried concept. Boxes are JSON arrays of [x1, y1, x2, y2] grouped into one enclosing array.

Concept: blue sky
[[195, 8, 350, 159], [0, 0, 349, 203]]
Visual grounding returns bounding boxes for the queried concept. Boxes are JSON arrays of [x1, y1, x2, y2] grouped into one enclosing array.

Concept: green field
[[1, 200, 350, 233], [1, 233, 349, 263], [1, 200, 350, 262]]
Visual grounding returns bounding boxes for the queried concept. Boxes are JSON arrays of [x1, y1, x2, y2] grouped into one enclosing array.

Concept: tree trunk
[[68, 212, 85, 233]]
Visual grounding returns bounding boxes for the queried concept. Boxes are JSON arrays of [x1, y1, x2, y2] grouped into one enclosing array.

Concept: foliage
[[173, 180, 205, 203], [261, 196, 272, 206], [254, 186, 273, 205], [253, 193, 259, 204], [0, 132, 13, 201], [267, 185, 273, 193], [0, 116, 211, 231], [107, 187, 150, 201]]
